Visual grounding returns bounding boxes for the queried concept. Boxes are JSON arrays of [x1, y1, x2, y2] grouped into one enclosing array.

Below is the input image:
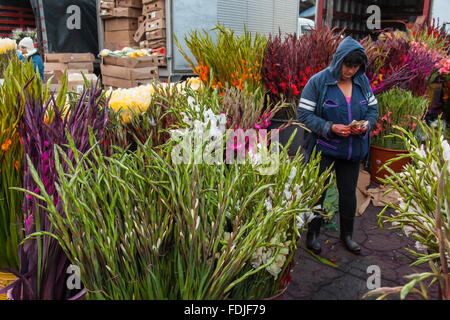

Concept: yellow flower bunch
[[107, 84, 156, 123], [99, 48, 152, 58], [107, 77, 203, 123], [0, 38, 16, 55]]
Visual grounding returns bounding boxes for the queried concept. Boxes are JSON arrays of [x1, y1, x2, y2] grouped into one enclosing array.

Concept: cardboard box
[[45, 53, 95, 63], [46, 70, 94, 87], [145, 18, 165, 32], [102, 75, 156, 89], [100, 1, 115, 9], [104, 41, 138, 51], [145, 28, 166, 40], [44, 63, 67, 72], [105, 18, 138, 31], [68, 62, 94, 73], [156, 55, 166, 66], [117, 0, 143, 8], [112, 7, 142, 18], [100, 9, 113, 18], [103, 55, 159, 68], [142, 0, 156, 4], [105, 30, 136, 43], [49, 73, 99, 93], [101, 64, 158, 80], [147, 39, 165, 48], [44, 71, 60, 84], [133, 22, 146, 43], [146, 10, 165, 21], [68, 73, 98, 86], [143, 0, 165, 14]]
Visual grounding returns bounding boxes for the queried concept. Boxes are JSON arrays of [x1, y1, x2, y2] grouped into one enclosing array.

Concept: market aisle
[[285, 205, 440, 300]]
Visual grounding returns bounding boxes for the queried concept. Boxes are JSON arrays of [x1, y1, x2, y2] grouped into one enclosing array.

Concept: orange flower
[[44, 117, 50, 124], [15, 161, 19, 171], [1, 139, 12, 151]]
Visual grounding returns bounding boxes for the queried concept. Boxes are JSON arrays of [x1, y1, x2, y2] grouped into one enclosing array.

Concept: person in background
[[298, 36, 379, 255], [17, 37, 43, 80]]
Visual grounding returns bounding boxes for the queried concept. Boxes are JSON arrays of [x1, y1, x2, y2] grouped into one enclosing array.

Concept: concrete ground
[[284, 204, 440, 300]]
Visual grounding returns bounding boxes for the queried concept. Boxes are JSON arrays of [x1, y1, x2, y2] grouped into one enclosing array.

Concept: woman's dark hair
[[343, 50, 367, 67]]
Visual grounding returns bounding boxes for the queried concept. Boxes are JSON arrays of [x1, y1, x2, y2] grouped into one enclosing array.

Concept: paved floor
[[284, 204, 440, 300]]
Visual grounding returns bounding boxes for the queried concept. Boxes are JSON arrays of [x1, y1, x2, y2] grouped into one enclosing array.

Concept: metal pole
[[423, 0, 431, 23], [316, 0, 324, 28], [326, 0, 333, 28]]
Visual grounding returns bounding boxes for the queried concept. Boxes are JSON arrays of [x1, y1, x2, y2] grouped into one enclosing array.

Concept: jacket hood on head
[[328, 36, 367, 82], [18, 37, 34, 51], [25, 48, 38, 58]]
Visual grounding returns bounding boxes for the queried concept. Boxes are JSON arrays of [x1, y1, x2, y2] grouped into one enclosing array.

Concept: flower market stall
[[0, 16, 449, 301]]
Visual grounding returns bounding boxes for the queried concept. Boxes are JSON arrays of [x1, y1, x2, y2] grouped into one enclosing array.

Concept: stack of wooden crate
[[100, 0, 143, 50], [133, 0, 166, 66], [101, 54, 160, 89], [44, 53, 97, 92]]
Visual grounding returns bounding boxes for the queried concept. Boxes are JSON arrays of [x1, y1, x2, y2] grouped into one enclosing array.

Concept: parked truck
[[144, 0, 299, 80], [28, 0, 299, 81], [314, 0, 449, 39]]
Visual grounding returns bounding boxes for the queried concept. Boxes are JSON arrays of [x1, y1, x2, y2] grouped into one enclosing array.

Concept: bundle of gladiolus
[[179, 24, 267, 95], [0, 38, 17, 76], [106, 77, 203, 124]]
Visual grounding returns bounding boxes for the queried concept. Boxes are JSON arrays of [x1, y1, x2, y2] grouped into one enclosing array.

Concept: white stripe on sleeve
[[300, 98, 317, 107], [298, 103, 315, 111], [368, 98, 378, 106]]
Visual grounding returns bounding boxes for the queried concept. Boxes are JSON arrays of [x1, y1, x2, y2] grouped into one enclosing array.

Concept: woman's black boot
[[340, 216, 361, 254], [306, 215, 323, 254]]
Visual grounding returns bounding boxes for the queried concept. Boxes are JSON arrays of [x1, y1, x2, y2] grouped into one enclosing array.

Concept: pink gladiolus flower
[[44, 141, 49, 148], [25, 215, 32, 230], [255, 123, 262, 130]]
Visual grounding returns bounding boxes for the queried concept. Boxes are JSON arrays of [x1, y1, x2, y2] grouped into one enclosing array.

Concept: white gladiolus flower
[[414, 241, 428, 252], [441, 138, 450, 162], [283, 189, 292, 201], [288, 167, 297, 182], [296, 214, 305, 229], [264, 198, 273, 212], [295, 185, 303, 199], [414, 145, 426, 159], [403, 225, 415, 237], [430, 160, 440, 176]]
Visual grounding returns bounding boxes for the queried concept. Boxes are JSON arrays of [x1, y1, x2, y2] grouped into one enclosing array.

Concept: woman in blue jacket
[[17, 37, 44, 80], [298, 36, 379, 254]]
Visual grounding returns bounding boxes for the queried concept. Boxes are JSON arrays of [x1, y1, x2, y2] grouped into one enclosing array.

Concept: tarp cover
[[30, 0, 98, 54]]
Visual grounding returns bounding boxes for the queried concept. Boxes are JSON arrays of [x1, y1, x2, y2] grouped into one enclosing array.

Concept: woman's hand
[[350, 126, 367, 135], [331, 124, 351, 137]]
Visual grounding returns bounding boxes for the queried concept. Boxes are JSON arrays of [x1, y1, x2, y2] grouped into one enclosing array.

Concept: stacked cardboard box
[[100, 0, 143, 50], [101, 55, 159, 89], [133, 0, 166, 66], [44, 53, 97, 92]]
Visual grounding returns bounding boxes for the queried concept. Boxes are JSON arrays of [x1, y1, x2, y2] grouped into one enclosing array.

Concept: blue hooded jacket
[[18, 50, 44, 80], [298, 36, 379, 162]]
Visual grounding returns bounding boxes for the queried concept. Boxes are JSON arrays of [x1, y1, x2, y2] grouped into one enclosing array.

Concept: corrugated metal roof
[[217, 0, 298, 37]]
